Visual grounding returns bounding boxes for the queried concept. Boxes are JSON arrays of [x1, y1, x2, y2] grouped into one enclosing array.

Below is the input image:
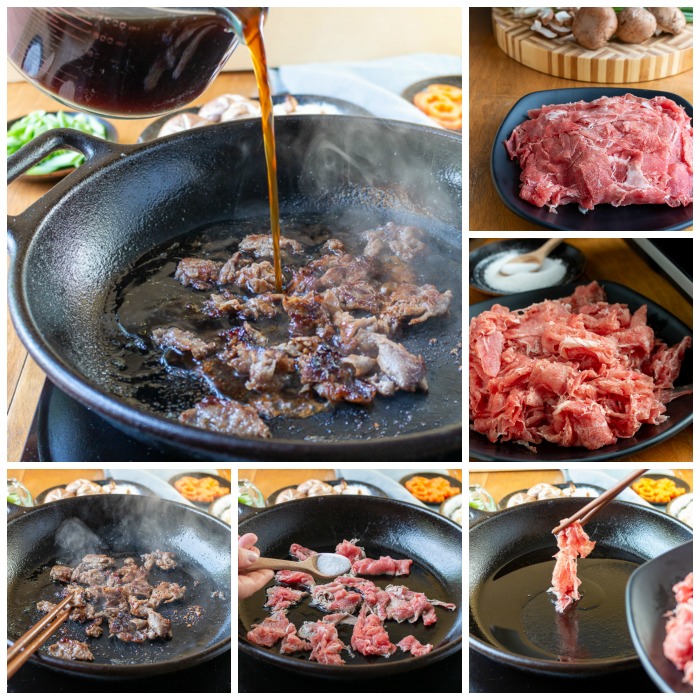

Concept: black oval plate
[[491, 87, 693, 231], [139, 94, 373, 142], [469, 281, 693, 462], [469, 239, 586, 295], [626, 541, 693, 693]]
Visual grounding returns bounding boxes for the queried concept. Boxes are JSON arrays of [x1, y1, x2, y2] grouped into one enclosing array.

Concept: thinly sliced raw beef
[[264, 585, 308, 612], [299, 620, 350, 665], [274, 570, 316, 588], [351, 605, 397, 657], [663, 572, 693, 686], [548, 520, 596, 613], [505, 94, 693, 212], [335, 538, 366, 564], [469, 282, 691, 452], [246, 610, 296, 647], [351, 556, 412, 576], [289, 543, 317, 561], [397, 635, 434, 657]]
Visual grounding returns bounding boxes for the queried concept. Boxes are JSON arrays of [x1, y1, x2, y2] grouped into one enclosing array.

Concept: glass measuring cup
[[8, 7, 262, 118]]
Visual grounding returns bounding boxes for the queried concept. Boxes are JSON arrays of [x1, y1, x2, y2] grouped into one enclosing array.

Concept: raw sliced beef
[[505, 94, 693, 212], [663, 572, 693, 686], [274, 570, 316, 588], [264, 585, 308, 612], [351, 605, 397, 657], [310, 581, 363, 614], [289, 543, 317, 561], [548, 520, 596, 613], [397, 635, 434, 657], [246, 610, 296, 647], [335, 538, 366, 564], [351, 556, 412, 576], [299, 620, 350, 665], [469, 282, 691, 451]]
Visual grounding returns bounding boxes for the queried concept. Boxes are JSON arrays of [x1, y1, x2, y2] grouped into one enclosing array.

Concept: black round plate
[[168, 472, 231, 508], [139, 94, 373, 142], [498, 482, 604, 510], [399, 472, 462, 504], [631, 473, 691, 505], [491, 87, 693, 231], [469, 281, 693, 462], [469, 239, 586, 295], [626, 541, 693, 693], [7, 112, 117, 181], [267, 479, 388, 505], [35, 479, 155, 504]]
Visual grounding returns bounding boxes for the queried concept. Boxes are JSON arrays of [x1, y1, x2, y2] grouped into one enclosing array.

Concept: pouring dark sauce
[[473, 547, 640, 662], [9, 6, 283, 291]]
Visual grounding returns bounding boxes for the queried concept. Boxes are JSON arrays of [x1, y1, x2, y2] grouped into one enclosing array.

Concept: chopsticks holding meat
[[7, 595, 73, 679], [552, 469, 648, 535]]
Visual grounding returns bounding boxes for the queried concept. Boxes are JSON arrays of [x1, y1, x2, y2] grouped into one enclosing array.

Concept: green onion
[[7, 110, 109, 175]]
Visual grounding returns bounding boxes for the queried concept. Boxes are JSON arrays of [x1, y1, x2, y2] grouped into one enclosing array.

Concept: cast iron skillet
[[469, 498, 692, 677], [7, 116, 461, 460], [238, 495, 462, 678], [7, 495, 231, 679]]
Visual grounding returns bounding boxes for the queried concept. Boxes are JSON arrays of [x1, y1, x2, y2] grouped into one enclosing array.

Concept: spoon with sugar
[[499, 237, 564, 275], [245, 553, 352, 579]]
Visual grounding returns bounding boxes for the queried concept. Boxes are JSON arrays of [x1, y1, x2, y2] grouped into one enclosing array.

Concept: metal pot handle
[[7, 129, 130, 249]]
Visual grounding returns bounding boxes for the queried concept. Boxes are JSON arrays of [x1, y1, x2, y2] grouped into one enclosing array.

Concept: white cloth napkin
[[277, 53, 461, 126]]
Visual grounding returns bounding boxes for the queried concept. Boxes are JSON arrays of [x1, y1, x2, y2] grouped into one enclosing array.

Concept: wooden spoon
[[499, 238, 564, 275], [245, 553, 352, 579]]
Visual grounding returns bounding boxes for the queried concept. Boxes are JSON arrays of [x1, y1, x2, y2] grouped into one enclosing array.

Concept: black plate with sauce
[[491, 87, 693, 231], [469, 281, 693, 462], [469, 239, 585, 296]]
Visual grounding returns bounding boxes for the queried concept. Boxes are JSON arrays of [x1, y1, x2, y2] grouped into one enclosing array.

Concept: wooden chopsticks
[[551, 469, 648, 535], [7, 596, 73, 679]]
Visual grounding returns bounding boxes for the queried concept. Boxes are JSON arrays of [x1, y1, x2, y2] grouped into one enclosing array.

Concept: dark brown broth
[[473, 549, 640, 662]]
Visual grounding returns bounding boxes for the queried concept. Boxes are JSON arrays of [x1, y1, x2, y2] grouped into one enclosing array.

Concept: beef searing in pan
[[42, 552, 186, 661], [146, 223, 453, 438]]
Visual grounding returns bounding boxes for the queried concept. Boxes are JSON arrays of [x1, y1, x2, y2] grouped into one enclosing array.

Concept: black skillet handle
[[469, 506, 500, 528], [238, 501, 267, 522], [7, 129, 131, 251], [6, 501, 33, 521]]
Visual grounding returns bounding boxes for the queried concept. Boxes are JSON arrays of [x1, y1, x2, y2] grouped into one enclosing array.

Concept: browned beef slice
[[361, 223, 427, 260], [233, 261, 278, 294], [50, 565, 73, 583], [141, 550, 177, 572], [238, 233, 304, 258], [372, 336, 428, 392], [152, 327, 217, 361], [109, 611, 149, 643], [283, 293, 334, 339], [146, 608, 172, 640], [85, 619, 104, 638], [179, 397, 272, 438], [148, 581, 187, 608], [218, 252, 251, 285], [174, 258, 223, 290], [48, 638, 94, 661], [380, 283, 452, 330]]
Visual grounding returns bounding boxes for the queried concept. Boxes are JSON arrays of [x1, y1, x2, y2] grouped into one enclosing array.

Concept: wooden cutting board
[[492, 8, 693, 83]]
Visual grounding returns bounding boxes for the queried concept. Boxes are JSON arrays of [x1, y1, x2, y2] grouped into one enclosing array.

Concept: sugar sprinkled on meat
[[246, 539, 455, 664]]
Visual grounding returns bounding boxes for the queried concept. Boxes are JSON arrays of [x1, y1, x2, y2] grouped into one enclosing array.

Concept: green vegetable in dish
[[238, 494, 254, 506], [7, 493, 21, 505], [7, 110, 108, 175]]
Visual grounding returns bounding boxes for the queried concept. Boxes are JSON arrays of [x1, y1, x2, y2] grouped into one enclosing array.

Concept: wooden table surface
[[469, 237, 693, 462], [469, 7, 693, 231], [469, 468, 693, 504], [7, 72, 258, 462], [8, 468, 232, 500]]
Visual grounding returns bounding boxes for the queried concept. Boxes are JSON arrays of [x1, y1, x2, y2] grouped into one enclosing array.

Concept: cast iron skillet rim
[[469, 498, 692, 675], [9, 116, 462, 455], [238, 494, 462, 675], [8, 494, 232, 678]]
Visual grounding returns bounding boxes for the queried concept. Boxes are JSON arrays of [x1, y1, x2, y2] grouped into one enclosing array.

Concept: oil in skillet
[[474, 551, 639, 661]]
